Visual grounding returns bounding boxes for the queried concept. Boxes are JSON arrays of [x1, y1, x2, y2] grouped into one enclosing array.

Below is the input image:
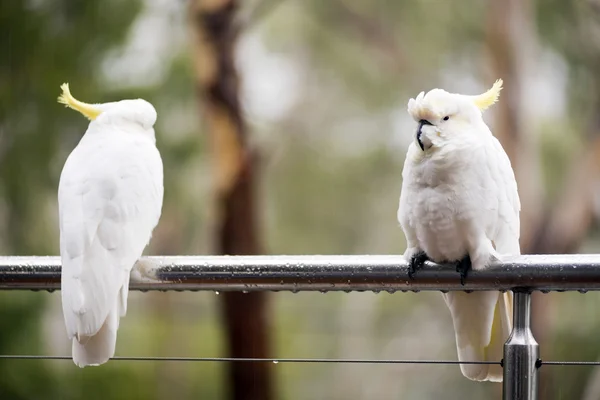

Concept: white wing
[[446, 134, 520, 381], [489, 136, 521, 255], [397, 144, 419, 252], [59, 131, 163, 341]]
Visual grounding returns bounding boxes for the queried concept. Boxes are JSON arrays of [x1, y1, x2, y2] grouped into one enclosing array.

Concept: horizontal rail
[[1, 255, 600, 292]]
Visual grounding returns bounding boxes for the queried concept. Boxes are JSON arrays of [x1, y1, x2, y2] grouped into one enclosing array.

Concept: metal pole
[[2, 255, 600, 292], [503, 290, 539, 400]]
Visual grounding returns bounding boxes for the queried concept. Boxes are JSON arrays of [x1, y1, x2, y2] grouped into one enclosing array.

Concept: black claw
[[455, 255, 472, 286], [409, 251, 429, 279]]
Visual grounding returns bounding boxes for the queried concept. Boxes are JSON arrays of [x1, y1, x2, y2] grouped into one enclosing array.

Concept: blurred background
[[2, 0, 600, 399]]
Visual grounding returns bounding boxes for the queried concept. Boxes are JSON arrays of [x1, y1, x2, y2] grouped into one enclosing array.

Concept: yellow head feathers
[[471, 79, 503, 111], [57, 83, 102, 121]]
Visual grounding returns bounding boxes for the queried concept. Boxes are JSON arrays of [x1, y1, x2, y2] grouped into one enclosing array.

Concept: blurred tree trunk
[[485, 0, 543, 252], [487, 0, 600, 398], [189, 1, 273, 400], [529, 101, 600, 398], [485, 0, 551, 397]]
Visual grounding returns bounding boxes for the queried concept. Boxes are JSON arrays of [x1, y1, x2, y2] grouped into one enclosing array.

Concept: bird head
[[57, 83, 157, 131], [407, 79, 502, 151]]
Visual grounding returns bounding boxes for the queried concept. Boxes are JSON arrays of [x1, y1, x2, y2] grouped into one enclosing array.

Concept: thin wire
[[542, 361, 600, 366], [2, 355, 598, 366], [0, 355, 497, 365]]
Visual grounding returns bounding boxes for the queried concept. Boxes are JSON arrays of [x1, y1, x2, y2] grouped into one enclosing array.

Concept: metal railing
[[2, 254, 600, 400]]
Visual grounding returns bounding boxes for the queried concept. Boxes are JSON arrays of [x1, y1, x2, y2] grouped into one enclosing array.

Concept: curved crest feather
[[471, 79, 503, 111]]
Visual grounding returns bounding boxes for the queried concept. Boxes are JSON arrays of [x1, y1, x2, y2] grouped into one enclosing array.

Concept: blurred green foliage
[[0, 1, 144, 399], [0, 0, 142, 254], [2, 0, 600, 399]]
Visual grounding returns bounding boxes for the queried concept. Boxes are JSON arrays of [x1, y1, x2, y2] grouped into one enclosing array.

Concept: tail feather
[[72, 306, 119, 368], [481, 291, 513, 381], [444, 291, 513, 382]]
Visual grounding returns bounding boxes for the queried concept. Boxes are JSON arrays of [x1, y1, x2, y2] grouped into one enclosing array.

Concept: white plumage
[[57, 84, 163, 367], [397, 80, 520, 382]]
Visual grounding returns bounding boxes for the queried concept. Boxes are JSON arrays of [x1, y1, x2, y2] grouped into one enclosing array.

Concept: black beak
[[417, 119, 432, 151]]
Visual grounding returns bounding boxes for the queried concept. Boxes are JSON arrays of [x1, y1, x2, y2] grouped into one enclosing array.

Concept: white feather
[[58, 100, 163, 367], [398, 86, 520, 382]]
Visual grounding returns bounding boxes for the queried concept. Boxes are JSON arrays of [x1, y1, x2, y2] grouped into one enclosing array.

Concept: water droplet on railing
[[215, 291, 220, 295], [272, 360, 279, 364]]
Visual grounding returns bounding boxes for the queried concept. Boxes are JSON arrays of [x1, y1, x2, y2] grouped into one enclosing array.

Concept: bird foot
[[455, 255, 471, 286], [408, 251, 429, 279]]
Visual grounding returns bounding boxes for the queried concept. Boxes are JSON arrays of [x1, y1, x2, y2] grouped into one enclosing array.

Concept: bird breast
[[404, 149, 486, 263], [409, 184, 470, 262]]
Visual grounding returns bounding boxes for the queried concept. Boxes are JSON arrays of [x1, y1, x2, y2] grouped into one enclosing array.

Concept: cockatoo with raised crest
[[57, 84, 163, 367], [397, 79, 520, 382]]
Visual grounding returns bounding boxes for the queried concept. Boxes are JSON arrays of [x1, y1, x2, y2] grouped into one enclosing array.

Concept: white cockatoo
[[397, 79, 520, 382], [57, 84, 163, 367]]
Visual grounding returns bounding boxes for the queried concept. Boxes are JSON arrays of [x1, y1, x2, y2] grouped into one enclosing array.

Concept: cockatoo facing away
[[397, 80, 520, 382], [57, 84, 163, 367]]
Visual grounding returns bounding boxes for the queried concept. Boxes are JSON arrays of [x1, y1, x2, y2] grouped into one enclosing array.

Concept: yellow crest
[[57, 83, 102, 121], [472, 79, 503, 111]]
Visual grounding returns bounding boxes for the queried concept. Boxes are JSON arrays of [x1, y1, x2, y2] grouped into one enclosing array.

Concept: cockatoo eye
[[443, 116, 450, 121]]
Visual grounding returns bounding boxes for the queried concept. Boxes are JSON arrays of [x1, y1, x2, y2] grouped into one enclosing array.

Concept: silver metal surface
[[503, 291, 539, 400], [0, 254, 600, 292]]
